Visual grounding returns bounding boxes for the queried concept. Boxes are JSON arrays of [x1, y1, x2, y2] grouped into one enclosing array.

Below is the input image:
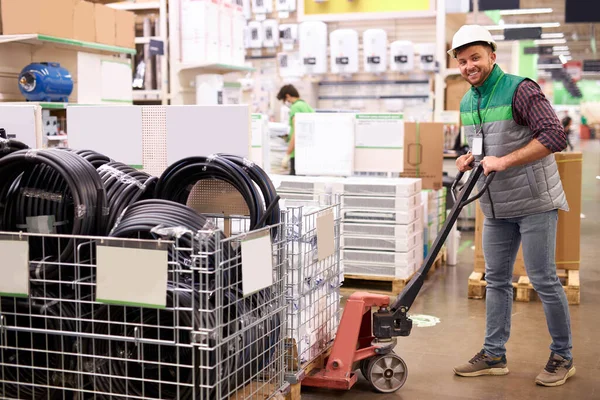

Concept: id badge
[[472, 137, 483, 156]]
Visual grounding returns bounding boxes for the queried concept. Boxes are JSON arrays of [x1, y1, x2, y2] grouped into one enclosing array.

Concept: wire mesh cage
[[281, 201, 342, 382], [0, 222, 287, 400]]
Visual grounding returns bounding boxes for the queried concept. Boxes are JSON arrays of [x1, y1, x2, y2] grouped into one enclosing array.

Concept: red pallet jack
[[302, 164, 495, 393]]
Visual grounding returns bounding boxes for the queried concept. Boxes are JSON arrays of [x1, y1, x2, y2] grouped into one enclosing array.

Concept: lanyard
[[471, 72, 504, 135]]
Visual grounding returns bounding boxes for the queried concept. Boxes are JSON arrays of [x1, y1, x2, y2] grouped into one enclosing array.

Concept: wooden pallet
[[342, 250, 446, 296], [468, 270, 580, 305], [285, 346, 333, 400]]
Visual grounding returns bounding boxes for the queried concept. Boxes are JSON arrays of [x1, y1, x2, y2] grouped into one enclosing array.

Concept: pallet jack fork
[[302, 164, 495, 393]]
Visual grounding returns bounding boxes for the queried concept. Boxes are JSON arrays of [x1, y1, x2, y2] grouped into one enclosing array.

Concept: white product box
[[262, 19, 279, 47], [342, 220, 422, 239], [247, 20, 264, 48], [219, 2, 234, 64], [342, 193, 420, 211], [269, 174, 344, 195], [340, 177, 422, 198], [342, 230, 422, 253], [343, 257, 419, 279], [343, 243, 421, 267], [343, 204, 421, 225], [181, 37, 208, 64]]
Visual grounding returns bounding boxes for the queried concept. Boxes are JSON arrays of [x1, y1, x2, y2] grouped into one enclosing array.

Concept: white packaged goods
[[363, 29, 387, 74], [342, 220, 422, 239], [219, 2, 233, 64], [262, 19, 279, 48], [417, 42, 436, 71], [247, 20, 264, 48], [180, 0, 220, 64], [342, 230, 421, 252], [299, 21, 328, 75], [390, 40, 414, 72], [343, 205, 421, 225], [330, 29, 359, 75], [340, 177, 422, 197], [342, 193, 420, 211]]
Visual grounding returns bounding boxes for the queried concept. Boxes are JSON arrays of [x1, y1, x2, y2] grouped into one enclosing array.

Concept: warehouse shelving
[[0, 34, 136, 55], [107, 1, 160, 11]]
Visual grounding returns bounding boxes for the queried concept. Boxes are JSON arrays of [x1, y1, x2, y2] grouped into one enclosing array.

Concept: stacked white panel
[[269, 175, 426, 279]]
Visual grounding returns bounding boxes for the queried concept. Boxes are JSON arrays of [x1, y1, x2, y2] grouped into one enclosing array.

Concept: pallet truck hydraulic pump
[[302, 164, 495, 393]]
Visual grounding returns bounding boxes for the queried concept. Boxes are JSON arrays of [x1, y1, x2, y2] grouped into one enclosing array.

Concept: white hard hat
[[448, 25, 497, 58]]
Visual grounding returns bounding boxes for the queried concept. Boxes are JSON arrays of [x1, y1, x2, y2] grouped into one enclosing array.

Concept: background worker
[[449, 25, 574, 387], [276, 84, 314, 175]]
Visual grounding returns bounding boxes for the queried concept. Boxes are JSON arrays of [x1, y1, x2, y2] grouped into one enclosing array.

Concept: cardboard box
[[73, 0, 96, 42], [95, 3, 116, 45], [115, 9, 135, 48], [474, 152, 582, 275], [1, 0, 75, 38], [555, 152, 582, 270], [401, 122, 444, 190], [445, 76, 470, 111]]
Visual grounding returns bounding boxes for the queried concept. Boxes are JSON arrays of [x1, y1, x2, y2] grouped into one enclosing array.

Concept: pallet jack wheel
[[367, 353, 408, 393], [360, 358, 371, 381]]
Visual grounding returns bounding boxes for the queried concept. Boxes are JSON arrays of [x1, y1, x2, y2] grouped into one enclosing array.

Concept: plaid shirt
[[512, 80, 567, 153]]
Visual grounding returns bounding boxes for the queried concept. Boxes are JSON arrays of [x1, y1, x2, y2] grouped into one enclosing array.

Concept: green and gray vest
[[460, 64, 568, 219]]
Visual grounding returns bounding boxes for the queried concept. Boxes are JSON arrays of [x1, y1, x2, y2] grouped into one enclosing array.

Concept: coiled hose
[[154, 156, 267, 231], [0, 149, 107, 280]]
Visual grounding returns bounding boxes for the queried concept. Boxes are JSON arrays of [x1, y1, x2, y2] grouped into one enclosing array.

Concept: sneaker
[[454, 350, 509, 377], [535, 353, 576, 387]]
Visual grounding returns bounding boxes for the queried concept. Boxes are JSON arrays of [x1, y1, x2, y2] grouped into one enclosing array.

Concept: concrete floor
[[303, 140, 600, 400]]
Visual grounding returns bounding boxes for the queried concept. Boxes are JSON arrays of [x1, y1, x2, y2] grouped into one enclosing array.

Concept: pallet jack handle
[[373, 164, 495, 339]]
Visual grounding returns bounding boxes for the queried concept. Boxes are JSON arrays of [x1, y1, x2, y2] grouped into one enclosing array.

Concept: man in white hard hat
[[449, 25, 574, 387]]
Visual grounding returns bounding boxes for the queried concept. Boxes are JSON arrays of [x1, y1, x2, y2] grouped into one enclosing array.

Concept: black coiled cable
[[96, 162, 157, 234], [0, 149, 107, 279], [216, 154, 281, 229], [108, 199, 235, 282], [0, 288, 78, 400], [81, 282, 213, 399], [154, 156, 267, 231], [0, 138, 29, 158]]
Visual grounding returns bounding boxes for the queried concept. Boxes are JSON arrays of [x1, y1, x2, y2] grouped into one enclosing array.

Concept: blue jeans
[[482, 209, 573, 360]]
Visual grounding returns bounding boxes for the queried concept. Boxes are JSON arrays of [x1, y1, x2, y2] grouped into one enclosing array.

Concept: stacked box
[[422, 187, 448, 258], [271, 174, 425, 280]]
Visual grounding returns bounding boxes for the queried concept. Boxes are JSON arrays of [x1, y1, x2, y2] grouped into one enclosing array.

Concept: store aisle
[[303, 140, 600, 400]]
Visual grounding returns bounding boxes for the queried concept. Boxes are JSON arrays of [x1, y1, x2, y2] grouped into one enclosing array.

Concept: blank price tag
[[278, 11, 290, 18], [241, 230, 273, 296], [0, 239, 29, 297], [317, 210, 335, 261], [96, 245, 168, 308], [472, 137, 483, 156], [256, 13, 267, 21]]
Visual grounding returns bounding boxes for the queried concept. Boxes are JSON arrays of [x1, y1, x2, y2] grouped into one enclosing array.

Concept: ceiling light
[[541, 33, 565, 39], [534, 39, 567, 45], [484, 22, 561, 31], [499, 8, 553, 15]]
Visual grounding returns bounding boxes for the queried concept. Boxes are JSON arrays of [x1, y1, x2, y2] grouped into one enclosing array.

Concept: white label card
[[97, 245, 168, 308], [0, 240, 29, 297], [317, 210, 335, 261], [241, 231, 273, 296], [472, 137, 483, 156]]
